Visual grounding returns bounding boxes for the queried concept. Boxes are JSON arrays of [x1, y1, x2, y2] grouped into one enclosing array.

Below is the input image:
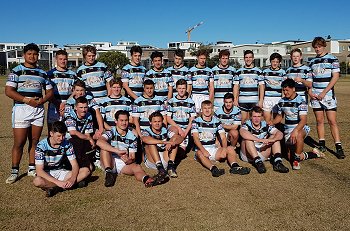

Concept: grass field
[[0, 76, 349, 231]]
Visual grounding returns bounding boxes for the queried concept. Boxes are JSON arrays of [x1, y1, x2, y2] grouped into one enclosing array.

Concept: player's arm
[[167, 85, 173, 100], [258, 84, 264, 108], [5, 86, 41, 107], [122, 82, 138, 100], [209, 81, 214, 102], [318, 72, 340, 99], [219, 131, 228, 148], [36, 163, 66, 187], [96, 136, 127, 156], [289, 114, 307, 144], [184, 116, 195, 136], [66, 158, 79, 187], [268, 128, 284, 142], [239, 127, 262, 142], [93, 108, 104, 137], [271, 113, 283, 125], [192, 132, 209, 155], [141, 133, 164, 145], [222, 124, 239, 131], [233, 84, 239, 106]]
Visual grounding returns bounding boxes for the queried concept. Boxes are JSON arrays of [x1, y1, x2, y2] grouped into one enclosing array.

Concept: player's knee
[[327, 119, 338, 126], [33, 176, 44, 187]]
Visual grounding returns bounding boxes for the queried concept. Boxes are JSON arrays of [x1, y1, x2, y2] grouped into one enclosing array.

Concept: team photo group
[[4, 36, 345, 197]]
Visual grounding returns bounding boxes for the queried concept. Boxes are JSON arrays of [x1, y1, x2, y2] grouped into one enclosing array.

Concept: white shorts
[[144, 151, 168, 170], [195, 146, 218, 161], [112, 155, 127, 174], [192, 94, 209, 113], [285, 125, 310, 143], [47, 169, 70, 181], [310, 95, 337, 110], [263, 97, 280, 112], [239, 150, 267, 163], [12, 104, 44, 128]]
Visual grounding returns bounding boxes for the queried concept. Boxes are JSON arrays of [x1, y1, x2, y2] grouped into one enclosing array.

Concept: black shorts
[[238, 103, 257, 112], [69, 135, 95, 168]]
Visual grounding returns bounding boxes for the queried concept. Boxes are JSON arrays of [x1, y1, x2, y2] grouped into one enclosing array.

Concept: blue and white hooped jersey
[[47, 68, 77, 101], [167, 96, 196, 129], [64, 109, 94, 134], [35, 138, 75, 170], [121, 64, 146, 99], [241, 119, 277, 149], [212, 65, 236, 106], [214, 106, 242, 127], [145, 68, 174, 99], [188, 66, 213, 95], [77, 62, 113, 99], [141, 127, 168, 152], [234, 67, 264, 104], [64, 94, 99, 117], [309, 53, 340, 98], [191, 116, 225, 149], [132, 95, 166, 128], [97, 96, 132, 126], [166, 66, 191, 94], [102, 127, 138, 155], [277, 94, 308, 134], [285, 65, 312, 101], [6, 64, 52, 105], [262, 67, 286, 98]]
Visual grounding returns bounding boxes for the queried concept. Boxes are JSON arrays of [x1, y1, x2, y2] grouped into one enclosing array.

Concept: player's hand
[[290, 130, 298, 144], [178, 127, 185, 137], [317, 92, 326, 100], [310, 93, 318, 100], [56, 181, 67, 188], [120, 154, 129, 163], [129, 152, 135, 161], [59, 102, 66, 116], [116, 149, 127, 156], [258, 101, 263, 108], [26, 97, 40, 107], [203, 150, 210, 158], [65, 178, 76, 188], [88, 138, 96, 149], [93, 130, 103, 140], [233, 100, 239, 106]]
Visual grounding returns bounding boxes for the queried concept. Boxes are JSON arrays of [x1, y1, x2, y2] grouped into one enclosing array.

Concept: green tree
[[340, 62, 347, 74], [8, 62, 19, 71], [97, 51, 129, 77], [189, 44, 213, 57]]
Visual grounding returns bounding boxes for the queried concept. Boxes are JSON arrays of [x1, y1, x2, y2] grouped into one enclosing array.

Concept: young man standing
[[166, 49, 192, 95], [77, 45, 113, 99], [262, 53, 286, 123], [240, 106, 289, 173], [167, 79, 196, 155], [212, 49, 236, 109], [33, 121, 90, 197], [192, 100, 250, 177], [132, 79, 167, 137], [285, 48, 312, 103], [234, 50, 264, 123], [145, 51, 173, 101], [142, 111, 183, 179], [308, 37, 344, 159], [97, 111, 157, 187], [98, 79, 132, 130], [47, 50, 77, 130], [5, 43, 54, 184], [273, 79, 325, 170], [214, 93, 241, 147], [122, 45, 147, 101], [188, 50, 214, 113]]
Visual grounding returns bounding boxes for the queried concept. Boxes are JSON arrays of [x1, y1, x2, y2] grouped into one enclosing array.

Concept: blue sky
[[1, 0, 349, 48]]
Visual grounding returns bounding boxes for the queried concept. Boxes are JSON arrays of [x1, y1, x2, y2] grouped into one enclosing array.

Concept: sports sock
[[303, 152, 318, 160], [254, 156, 262, 164], [294, 153, 301, 162], [11, 166, 19, 174], [168, 160, 175, 169], [156, 161, 164, 171], [319, 139, 325, 147], [142, 175, 150, 184], [28, 164, 35, 171], [210, 165, 218, 172], [273, 153, 282, 163], [105, 167, 112, 173], [230, 162, 239, 168], [335, 142, 343, 150]]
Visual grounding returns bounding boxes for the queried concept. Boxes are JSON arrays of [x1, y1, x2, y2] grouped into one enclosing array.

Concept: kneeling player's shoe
[[318, 145, 327, 153], [5, 172, 18, 184], [255, 161, 266, 174], [230, 166, 250, 175], [292, 160, 301, 170], [77, 180, 88, 188], [144, 177, 155, 187], [336, 148, 345, 159], [211, 166, 225, 177], [312, 148, 326, 158], [105, 171, 117, 187], [45, 186, 62, 197], [27, 169, 36, 177], [273, 161, 289, 173], [168, 167, 178, 178], [153, 169, 169, 185]]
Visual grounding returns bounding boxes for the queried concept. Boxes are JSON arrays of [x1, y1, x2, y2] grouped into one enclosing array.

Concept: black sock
[[210, 166, 218, 172], [273, 153, 282, 163], [231, 162, 239, 168], [319, 140, 325, 147], [11, 166, 19, 174], [105, 167, 112, 173], [142, 175, 150, 184], [303, 152, 318, 160], [254, 156, 262, 164], [335, 142, 343, 150], [156, 162, 164, 171], [168, 160, 175, 168]]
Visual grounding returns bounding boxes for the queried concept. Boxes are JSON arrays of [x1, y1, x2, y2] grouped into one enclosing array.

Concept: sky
[[1, 0, 349, 48]]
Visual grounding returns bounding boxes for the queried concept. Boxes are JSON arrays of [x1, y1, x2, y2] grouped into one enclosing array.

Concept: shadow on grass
[[304, 135, 340, 158]]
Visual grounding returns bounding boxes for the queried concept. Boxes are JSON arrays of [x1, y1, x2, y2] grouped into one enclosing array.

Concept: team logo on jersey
[[7, 73, 16, 82], [20, 79, 42, 89]]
